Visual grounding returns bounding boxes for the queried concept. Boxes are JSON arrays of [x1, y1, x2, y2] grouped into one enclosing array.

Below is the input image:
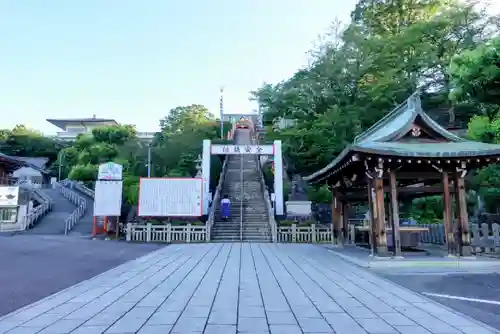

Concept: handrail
[[56, 180, 88, 235], [21, 185, 53, 230], [206, 157, 228, 241], [74, 182, 95, 198], [240, 153, 244, 242]]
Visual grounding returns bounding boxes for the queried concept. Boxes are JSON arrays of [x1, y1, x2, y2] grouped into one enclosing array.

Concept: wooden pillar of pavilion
[[454, 173, 472, 256], [388, 170, 402, 257], [342, 202, 349, 244], [373, 176, 389, 257], [331, 190, 343, 245], [367, 178, 376, 254], [442, 171, 456, 256]]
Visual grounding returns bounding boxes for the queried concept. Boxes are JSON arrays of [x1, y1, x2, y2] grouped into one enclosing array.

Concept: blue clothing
[[221, 199, 231, 218]]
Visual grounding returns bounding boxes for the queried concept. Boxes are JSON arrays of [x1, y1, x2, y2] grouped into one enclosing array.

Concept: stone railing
[[420, 223, 500, 253], [73, 182, 95, 198], [56, 181, 87, 235], [126, 223, 207, 243], [206, 157, 228, 241], [277, 224, 333, 243]]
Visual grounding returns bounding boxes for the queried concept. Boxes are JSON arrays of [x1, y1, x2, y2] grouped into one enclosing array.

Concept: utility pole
[[220, 87, 224, 139], [57, 150, 66, 181], [147, 143, 152, 177]]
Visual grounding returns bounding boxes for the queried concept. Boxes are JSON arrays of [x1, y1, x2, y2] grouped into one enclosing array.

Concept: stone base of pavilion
[[324, 243, 500, 272]]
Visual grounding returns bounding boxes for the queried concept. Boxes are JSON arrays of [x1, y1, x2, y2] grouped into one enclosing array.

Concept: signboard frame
[[138, 177, 203, 217], [93, 180, 123, 216]]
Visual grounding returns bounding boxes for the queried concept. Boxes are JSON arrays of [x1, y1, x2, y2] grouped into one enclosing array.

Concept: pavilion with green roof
[[304, 92, 500, 257]]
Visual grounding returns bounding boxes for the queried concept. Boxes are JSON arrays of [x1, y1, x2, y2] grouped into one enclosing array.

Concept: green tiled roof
[[304, 92, 500, 183]]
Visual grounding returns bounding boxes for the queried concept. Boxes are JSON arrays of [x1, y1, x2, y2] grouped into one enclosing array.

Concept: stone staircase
[[211, 129, 271, 242]]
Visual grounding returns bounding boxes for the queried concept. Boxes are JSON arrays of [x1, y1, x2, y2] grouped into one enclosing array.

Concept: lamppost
[[57, 150, 67, 181]]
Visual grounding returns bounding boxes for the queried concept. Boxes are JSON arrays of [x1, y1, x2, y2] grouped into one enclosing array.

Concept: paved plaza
[[0, 243, 497, 334]]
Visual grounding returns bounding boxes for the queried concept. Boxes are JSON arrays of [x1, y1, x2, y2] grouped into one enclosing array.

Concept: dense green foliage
[[1, 104, 230, 207], [251, 0, 500, 215]]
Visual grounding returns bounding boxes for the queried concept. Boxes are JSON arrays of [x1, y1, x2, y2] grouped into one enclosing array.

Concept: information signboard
[[98, 162, 123, 180], [0, 186, 19, 206], [138, 178, 203, 217], [93, 181, 123, 216]]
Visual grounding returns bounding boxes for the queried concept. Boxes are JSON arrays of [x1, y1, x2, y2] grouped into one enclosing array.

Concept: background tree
[[252, 0, 500, 214]]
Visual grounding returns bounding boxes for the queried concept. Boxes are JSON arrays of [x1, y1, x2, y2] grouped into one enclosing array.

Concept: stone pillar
[[273, 140, 284, 218], [389, 170, 402, 257], [201, 140, 211, 216], [374, 177, 389, 257], [454, 174, 472, 256], [442, 171, 456, 256]]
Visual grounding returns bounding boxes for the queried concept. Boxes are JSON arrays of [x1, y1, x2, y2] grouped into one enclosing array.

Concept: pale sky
[[0, 0, 356, 134], [1, 1, 498, 134]]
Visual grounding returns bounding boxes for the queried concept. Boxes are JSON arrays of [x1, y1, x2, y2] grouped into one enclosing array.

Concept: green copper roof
[[304, 92, 500, 183]]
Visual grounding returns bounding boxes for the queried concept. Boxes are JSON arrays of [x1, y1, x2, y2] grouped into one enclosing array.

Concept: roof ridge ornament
[[407, 90, 422, 112]]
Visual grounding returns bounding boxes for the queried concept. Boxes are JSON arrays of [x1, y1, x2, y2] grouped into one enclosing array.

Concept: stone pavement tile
[[45, 302, 86, 316], [71, 325, 111, 334], [266, 311, 297, 325], [269, 324, 302, 334], [171, 317, 207, 332], [419, 320, 462, 334], [322, 312, 368, 334], [145, 311, 180, 325], [237, 317, 268, 332], [18, 313, 62, 328], [84, 312, 124, 326], [314, 300, 344, 313], [37, 319, 85, 333], [137, 324, 173, 334], [377, 312, 415, 326], [296, 317, 333, 333], [343, 305, 378, 319], [239, 306, 266, 318], [334, 297, 364, 307], [208, 311, 237, 325], [263, 302, 290, 312], [411, 302, 480, 327], [355, 318, 398, 333], [290, 306, 322, 318], [394, 325, 432, 334], [181, 305, 210, 318], [5, 327, 47, 334], [204, 324, 237, 334], [458, 325, 498, 334]]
